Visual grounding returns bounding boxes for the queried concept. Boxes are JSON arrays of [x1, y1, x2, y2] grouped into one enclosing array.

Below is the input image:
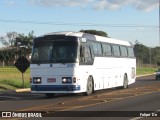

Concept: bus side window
[[80, 46, 92, 63], [91, 42, 102, 56], [80, 46, 85, 62], [112, 45, 121, 57], [85, 47, 92, 62], [128, 47, 135, 58], [120, 46, 128, 57], [102, 43, 112, 56]]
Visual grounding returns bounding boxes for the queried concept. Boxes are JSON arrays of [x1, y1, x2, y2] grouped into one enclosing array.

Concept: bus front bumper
[[31, 85, 81, 93]]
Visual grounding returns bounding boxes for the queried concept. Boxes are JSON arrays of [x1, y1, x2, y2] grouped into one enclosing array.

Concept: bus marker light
[[73, 77, 77, 83]]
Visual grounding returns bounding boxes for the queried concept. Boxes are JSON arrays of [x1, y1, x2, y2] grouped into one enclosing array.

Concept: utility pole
[[149, 47, 152, 68], [159, 0, 160, 46]]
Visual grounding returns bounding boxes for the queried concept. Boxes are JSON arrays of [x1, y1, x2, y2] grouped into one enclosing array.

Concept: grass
[[136, 67, 157, 76], [0, 66, 30, 90], [0, 84, 16, 90], [0, 66, 158, 91]]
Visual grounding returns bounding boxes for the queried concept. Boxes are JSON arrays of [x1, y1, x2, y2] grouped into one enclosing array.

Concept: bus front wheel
[[83, 77, 94, 96], [117, 74, 128, 89]]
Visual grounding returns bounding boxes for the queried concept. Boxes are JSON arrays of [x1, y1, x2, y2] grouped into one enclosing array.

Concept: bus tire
[[45, 93, 55, 98], [156, 76, 158, 80], [83, 77, 94, 96], [122, 74, 128, 89], [117, 74, 128, 89]]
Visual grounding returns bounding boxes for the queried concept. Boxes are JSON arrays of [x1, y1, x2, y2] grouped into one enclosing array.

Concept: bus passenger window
[[102, 44, 112, 56], [128, 47, 134, 58], [112, 45, 120, 57], [91, 42, 102, 55], [120, 46, 128, 57]]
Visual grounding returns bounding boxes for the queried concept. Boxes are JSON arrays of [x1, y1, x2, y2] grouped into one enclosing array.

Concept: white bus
[[30, 32, 136, 97]]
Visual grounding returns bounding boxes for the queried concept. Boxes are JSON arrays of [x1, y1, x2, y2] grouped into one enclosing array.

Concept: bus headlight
[[33, 77, 41, 84], [62, 77, 72, 83]]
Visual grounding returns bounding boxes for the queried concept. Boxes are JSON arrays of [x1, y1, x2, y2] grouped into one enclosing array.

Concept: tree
[[0, 31, 34, 66], [14, 31, 34, 59], [80, 30, 108, 37], [0, 48, 15, 66], [134, 42, 149, 67], [151, 47, 160, 66], [0, 50, 5, 66], [0, 32, 18, 48]]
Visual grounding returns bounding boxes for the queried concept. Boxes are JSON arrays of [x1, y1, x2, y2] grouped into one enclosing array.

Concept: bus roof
[[38, 31, 132, 46]]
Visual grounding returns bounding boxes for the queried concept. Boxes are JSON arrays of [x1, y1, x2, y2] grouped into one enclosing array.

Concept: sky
[[0, 0, 159, 47]]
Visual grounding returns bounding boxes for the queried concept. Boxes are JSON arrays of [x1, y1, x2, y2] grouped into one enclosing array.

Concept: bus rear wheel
[[83, 77, 94, 96], [45, 93, 55, 98], [122, 74, 128, 89]]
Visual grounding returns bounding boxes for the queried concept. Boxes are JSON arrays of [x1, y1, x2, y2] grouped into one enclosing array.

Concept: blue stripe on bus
[[31, 85, 80, 91]]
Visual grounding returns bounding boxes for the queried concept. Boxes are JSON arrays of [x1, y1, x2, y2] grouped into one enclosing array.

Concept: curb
[[136, 73, 156, 78], [15, 88, 31, 93]]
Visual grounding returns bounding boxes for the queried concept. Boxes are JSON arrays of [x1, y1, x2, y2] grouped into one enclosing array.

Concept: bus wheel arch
[[83, 75, 94, 96]]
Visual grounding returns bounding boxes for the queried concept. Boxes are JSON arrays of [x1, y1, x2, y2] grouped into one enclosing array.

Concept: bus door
[[80, 45, 94, 87], [80, 45, 94, 64], [80, 45, 104, 90]]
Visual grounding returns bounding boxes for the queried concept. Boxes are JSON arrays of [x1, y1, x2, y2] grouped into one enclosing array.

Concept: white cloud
[[94, 0, 159, 12], [28, 0, 93, 7], [5, 0, 15, 6], [27, 0, 159, 12], [93, 0, 122, 10], [133, 0, 159, 12]]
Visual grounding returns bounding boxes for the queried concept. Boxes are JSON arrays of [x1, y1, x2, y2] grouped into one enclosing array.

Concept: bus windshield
[[31, 41, 78, 64]]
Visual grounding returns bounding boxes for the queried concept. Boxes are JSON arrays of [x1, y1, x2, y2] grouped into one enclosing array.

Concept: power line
[[0, 19, 158, 28]]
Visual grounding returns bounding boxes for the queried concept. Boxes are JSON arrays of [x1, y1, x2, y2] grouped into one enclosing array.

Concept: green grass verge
[[0, 84, 16, 90], [136, 67, 157, 76], [0, 66, 30, 91]]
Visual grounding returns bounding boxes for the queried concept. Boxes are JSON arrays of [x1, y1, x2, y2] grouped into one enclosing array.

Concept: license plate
[[47, 78, 56, 83]]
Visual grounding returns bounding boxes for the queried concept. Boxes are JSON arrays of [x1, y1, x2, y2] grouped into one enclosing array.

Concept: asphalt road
[[0, 75, 160, 120]]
